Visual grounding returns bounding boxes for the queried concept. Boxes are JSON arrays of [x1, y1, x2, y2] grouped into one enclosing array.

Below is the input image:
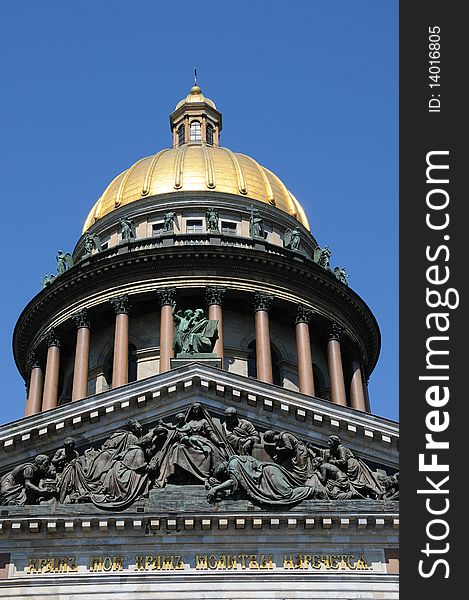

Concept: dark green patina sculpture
[[333, 266, 349, 285], [283, 226, 301, 251], [119, 217, 136, 242], [56, 251, 73, 275], [313, 245, 331, 269], [42, 274, 56, 289], [205, 207, 219, 231], [173, 306, 218, 355], [82, 232, 102, 259], [0, 405, 396, 510], [163, 211, 178, 232], [249, 207, 265, 239]]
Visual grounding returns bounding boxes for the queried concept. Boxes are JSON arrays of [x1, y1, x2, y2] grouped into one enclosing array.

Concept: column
[[201, 115, 207, 143], [24, 352, 43, 416], [254, 292, 273, 384], [350, 351, 367, 412], [157, 288, 176, 373], [184, 116, 189, 143], [110, 295, 130, 388], [71, 310, 91, 401], [327, 323, 347, 407], [42, 330, 61, 411], [206, 287, 226, 367], [295, 305, 315, 396]]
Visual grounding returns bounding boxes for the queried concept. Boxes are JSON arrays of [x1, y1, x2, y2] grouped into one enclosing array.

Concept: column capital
[[110, 294, 130, 315], [27, 350, 42, 370], [73, 309, 90, 329], [45, 328, 60, 348], [328, 322, 344, 341], [205, 286, 226, 306], [254, 292, 273, 312], [296, 304, 314, 324], [157, 288, 176, 307]]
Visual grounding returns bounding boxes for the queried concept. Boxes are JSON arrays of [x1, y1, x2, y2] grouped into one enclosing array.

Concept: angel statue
[[163, 212, 179, 232], [82, 232, 102, 259], [119, 217, 136, 242], [249, 207, 265, 239], [205, 207, 219, 231], [313, 245, 332, 270], [333, 266, 349, 286], [56, 251, 73, 275], [283, 226, 301, 251], [42, 274, 56, 289]]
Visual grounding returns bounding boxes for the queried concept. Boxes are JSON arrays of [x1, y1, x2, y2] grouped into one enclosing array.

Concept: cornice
[[13, 241, 380, 379]]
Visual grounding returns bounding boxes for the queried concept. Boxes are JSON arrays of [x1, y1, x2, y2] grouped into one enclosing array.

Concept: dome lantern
[[170, 83, 222, 147]]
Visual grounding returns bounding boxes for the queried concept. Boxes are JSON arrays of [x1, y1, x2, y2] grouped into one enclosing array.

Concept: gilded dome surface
[[83, 144, 310, 232]]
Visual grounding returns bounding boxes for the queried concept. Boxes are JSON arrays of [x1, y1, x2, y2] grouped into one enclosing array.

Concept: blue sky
[[0, 1, 398, 422]]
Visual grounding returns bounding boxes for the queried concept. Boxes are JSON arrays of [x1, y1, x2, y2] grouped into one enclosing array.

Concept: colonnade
[[24, 289, 368, 416]]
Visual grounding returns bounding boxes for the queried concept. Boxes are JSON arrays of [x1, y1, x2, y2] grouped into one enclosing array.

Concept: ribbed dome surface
[[83, 144, 310, 232]]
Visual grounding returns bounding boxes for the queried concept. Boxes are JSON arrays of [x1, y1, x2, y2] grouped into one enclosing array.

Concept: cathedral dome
[[83, 144, 310, 232]]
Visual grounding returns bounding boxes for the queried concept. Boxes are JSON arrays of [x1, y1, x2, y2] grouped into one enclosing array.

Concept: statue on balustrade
[[56, 251, 73, 275], [0, 455, 53, 505], [173, 306, 218, 356], [205, 207, 219, 231], [42, 274, 56, 289], [313, 245, 331, 269], [119, 217, 136, 242], [163, 211, 178, 232], [82, 232, 102, 259], [333, 266, 349, 285], [222, 407, 260, 456], [249, 207, 266, 239], [283, 226, 301, 251]]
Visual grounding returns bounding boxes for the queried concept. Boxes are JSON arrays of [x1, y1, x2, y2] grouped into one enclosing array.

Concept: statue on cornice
[[205, 207, 219, 231], [313, 245, 331, 269], [163, 211, 178, 232], [283, 226, 301, 251], [333, 266, 349, 285], [119, 217, 136, 242], [222, 408, 260, 456], [249, 207, 265, 239], [42, 274, 56, 289], [56, 251, 73, 275], [82, 232, 102, 259]]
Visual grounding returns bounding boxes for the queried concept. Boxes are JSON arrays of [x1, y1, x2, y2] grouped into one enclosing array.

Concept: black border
[[400, 3, 465, 596]]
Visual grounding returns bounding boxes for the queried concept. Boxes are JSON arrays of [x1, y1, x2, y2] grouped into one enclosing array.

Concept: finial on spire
[[194, 66, 197, 86]]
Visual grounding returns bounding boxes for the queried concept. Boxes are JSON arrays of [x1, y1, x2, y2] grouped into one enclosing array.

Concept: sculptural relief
[[0, 405, 397, 511]]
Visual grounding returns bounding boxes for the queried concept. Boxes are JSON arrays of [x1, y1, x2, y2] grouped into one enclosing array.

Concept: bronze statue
[[222, 408, 259, 455], [173, 307, 218, 355], [56, 251, 73, 275], [310, 435, 383, 499], [311, 455, 362, 500], [333, 266, 349, 285], [163, 211, 178, 232], [283, 227, 301, 251], [313, 245, 332, 269], [42, 274, 56, 289], [205, 207, 219, 231], [263, 430, 318, 485], [206, 455, 325, 506], [119, 217, 136, 241], [249, 207, 265, 239], [0, 455, 53, 505], [82, 232, 102, 259]]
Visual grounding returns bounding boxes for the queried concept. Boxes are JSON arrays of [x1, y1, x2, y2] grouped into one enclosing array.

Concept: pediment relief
[[0, 397, 398, 513]]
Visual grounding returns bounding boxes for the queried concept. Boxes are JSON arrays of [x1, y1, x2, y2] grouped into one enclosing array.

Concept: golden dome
[[83, 144, 310, 232], [175, 85, 216, 110]]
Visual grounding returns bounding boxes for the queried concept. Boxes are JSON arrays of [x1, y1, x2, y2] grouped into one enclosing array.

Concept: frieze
[[0, 402, 398, 513]]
